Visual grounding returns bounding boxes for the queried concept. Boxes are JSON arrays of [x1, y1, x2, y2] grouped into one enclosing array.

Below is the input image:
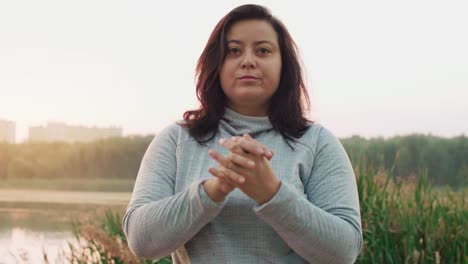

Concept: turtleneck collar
[[219, 107, 273, 137]]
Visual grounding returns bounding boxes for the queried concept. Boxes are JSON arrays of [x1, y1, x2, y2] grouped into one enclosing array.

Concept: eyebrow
[[226, 39, 276, 46]]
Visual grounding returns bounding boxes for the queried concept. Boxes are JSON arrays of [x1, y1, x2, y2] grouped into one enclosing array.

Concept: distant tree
[[0, 134, 466, 188]]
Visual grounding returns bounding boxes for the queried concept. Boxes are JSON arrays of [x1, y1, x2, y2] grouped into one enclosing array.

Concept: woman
[[123, 4, 362, 263]]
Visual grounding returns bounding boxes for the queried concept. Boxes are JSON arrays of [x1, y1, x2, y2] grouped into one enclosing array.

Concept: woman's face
[[219, 19, 282, 116]]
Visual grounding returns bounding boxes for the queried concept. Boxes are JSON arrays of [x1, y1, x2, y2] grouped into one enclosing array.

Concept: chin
[[234, 95, 269, 105], [235, 85, 264, 92], [235, 91, 263, 100]]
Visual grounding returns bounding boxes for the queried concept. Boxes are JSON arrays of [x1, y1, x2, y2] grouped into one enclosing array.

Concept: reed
[[61, 210, 171, 263], [356, 165, 467, 263], [61, 166, 466, 263]]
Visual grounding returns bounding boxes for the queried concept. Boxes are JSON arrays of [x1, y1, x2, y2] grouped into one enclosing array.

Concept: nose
[[241, 51, 256, 69]]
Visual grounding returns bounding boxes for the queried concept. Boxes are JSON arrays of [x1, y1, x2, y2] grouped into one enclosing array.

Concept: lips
[[239, 75, 259, 80]]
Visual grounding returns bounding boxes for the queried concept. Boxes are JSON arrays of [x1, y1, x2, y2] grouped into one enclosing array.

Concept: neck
[[226, 102, 268, 117]]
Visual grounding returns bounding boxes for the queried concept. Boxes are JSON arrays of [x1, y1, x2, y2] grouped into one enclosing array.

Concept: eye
[[257, 48, 271, 55], [228, 47, 241, 55]]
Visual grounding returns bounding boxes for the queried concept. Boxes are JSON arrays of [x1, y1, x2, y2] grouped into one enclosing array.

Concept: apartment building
[[29, 122, 122, 142], [0, 119, 15, 143]]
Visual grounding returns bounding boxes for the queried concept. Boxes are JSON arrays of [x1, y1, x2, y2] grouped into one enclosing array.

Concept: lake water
[[0, 189, 131, 264]]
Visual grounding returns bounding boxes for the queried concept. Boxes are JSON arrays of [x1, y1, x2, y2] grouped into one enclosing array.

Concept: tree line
[[341, 134, 467, 187], [0, 133, 466, 187]]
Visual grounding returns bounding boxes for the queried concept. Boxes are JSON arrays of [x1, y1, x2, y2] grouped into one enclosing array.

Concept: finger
[[219, 166, 246, 184], [208, 149, 233, 169], [231, 136, 242, 142], [219, 136, 274, 160], [208, 167, 239, 187], [240, 134, 274, 158], [227, 152, 255, 169], [219, 137, 247, 154], [265, 149, 274, 160], [220, 137, 264, 155], [243, 133, 252, 138], [210, 172, 234, 194]]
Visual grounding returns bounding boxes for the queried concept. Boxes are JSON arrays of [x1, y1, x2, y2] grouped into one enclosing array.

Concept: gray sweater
[[122, 107, 362, 263]]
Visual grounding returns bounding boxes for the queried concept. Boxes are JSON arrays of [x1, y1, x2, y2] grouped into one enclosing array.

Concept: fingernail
[[248, 161, 255, 167], [219, 138, 225, 144], [238, 177, 245, 183], [256, 147, 264, 154]]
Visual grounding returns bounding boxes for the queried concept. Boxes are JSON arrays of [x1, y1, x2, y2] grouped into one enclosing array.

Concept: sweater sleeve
[[122, 123, 226, 259], [253, 126, 363, 263]]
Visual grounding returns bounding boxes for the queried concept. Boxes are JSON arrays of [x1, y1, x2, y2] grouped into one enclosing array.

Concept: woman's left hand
[[208, 134, 281, 205]]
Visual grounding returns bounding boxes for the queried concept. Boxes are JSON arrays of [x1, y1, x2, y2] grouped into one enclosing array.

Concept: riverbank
[[0, 178, 135, 192], [0, 189, 131, 206]]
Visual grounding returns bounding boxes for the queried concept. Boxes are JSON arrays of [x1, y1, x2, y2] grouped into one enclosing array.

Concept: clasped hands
[[203, 133, 281, 205]]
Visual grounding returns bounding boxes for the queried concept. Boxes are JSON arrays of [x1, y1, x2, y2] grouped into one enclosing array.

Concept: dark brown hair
[[180, 4, 313, 148]]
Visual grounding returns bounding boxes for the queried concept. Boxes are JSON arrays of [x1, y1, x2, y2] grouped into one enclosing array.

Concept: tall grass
[[59, 210, 171, 263], [356, 167, 467, 263], [61, 168, 467, 263]]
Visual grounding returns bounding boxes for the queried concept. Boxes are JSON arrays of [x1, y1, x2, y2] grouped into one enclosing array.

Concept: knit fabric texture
[[123, 107, 362, 263]]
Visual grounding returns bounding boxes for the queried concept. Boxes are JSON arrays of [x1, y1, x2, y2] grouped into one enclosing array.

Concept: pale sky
[[1, 0, 467, 142]]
